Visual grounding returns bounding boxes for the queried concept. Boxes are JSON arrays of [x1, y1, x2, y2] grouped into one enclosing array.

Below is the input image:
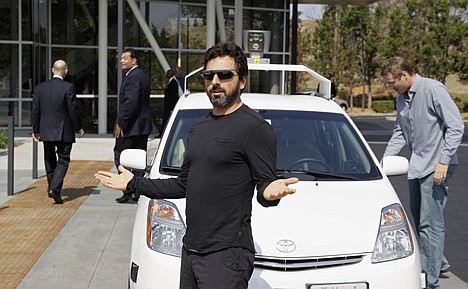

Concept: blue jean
[[408, 165, 456, 289]]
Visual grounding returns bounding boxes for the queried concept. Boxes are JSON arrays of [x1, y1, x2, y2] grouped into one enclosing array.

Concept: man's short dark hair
[[123, 48, 138, 61], [204, 42, 248, 80], [381, 56, 415, 78]]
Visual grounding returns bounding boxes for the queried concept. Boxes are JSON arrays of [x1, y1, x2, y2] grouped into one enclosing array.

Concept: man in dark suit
[[160, 69, 182, 134], [114, 48, 157, 203], [32, 59, 85, 204]]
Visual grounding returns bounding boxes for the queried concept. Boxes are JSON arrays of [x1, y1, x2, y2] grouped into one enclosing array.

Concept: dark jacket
[[116, 67, 157, 137], [32, 77, 82, 143]]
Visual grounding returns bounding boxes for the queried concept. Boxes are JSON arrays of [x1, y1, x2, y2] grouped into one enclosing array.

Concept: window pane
[[22, 45, 33, 99], [33, 46, 49, 86], [108, 49, 119, 95], [179, 52, 204, 93], [0, 0, 33, 41], [124, 3, 141, 48], [142, 2, 179, 49], [0, 44, 16, 99], [36, 0, 48, 43], [51, 0, 98, 45], [0, 0, 18, 40], [0, 101, 16, 126], [21, 101, 32, 126], [181, 5, 207, 50], [135, 50, 177, 95], [244, 0, 284, 9], [51, 48, 97, 95], [22, 0, 32, 41], [108, 0, 119, 47], [244, 9, 285, 52]]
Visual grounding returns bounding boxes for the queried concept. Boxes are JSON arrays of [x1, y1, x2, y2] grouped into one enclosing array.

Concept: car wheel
[[340, 104, 347, 110]]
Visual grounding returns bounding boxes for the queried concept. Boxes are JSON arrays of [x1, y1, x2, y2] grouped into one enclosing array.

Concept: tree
[[420, 0, 467, 83], [308, 0, 467, 106], [309, 6, 339, 76]]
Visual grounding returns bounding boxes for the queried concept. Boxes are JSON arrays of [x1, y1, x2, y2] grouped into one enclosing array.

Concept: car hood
[[252, 178, 401, 257]]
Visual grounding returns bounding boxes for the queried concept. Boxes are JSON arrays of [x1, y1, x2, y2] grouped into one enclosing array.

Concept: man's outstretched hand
[[94, 165, 134, 191], [263, 177, 299, 201]]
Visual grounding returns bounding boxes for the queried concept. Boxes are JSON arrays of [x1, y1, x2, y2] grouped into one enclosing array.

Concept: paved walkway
[[1, 135, 467, 289], [0, 160, 114, 289], [0, 136, 156, 289]]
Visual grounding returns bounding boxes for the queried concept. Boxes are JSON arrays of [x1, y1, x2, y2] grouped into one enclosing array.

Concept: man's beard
[[207, 82, 241, 108]]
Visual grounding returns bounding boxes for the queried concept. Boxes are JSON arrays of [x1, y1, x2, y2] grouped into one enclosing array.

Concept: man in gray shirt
[[381, 56, 464, 289]]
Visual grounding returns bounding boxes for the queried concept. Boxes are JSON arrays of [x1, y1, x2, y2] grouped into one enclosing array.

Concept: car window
[[161, 109, 210, 172], [161, 109, 381, 180]]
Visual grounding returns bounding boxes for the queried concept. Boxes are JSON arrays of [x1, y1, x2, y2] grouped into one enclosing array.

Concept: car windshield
[[161, 109, 381, 180]]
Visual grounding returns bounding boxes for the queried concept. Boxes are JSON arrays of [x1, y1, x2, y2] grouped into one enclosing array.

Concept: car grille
[[255, 254, 364, 271]]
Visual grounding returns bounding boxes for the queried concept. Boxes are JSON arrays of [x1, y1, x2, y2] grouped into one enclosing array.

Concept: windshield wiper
[[161, 166, 182, 174], [277, 169, 359, 180]]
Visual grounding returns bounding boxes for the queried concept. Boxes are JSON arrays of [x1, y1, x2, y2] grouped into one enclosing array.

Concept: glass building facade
[[0, 0, 290, 133]]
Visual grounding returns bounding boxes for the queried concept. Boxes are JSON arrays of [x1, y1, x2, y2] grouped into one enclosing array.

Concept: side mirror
[[120, 149, 147, 170], [381, 156, 408, 176]]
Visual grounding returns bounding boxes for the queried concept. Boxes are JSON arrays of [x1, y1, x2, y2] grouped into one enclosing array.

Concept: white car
[[122, 64, 425, 289]]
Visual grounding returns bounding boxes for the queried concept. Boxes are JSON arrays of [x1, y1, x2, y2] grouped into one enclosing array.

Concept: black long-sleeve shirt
[[127, 104, 279, 254]]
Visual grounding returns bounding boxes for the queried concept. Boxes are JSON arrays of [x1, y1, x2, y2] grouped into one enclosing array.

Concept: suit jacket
[[164, 76, 180, 113], [116, 66, 157, 137], [32, 77, 82, 143]]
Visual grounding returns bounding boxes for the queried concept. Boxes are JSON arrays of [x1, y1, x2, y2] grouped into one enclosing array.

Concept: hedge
[[372, 100, 395, 113]]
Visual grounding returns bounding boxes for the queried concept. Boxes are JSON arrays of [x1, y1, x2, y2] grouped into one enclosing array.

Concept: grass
[[0, 130, 7, 149]]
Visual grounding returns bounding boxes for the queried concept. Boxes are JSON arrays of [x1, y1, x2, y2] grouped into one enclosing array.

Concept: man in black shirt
[[95, 42, 298, 289]]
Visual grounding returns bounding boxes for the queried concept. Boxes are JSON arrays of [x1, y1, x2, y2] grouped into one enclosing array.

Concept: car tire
[[340, 104, 347, 110]]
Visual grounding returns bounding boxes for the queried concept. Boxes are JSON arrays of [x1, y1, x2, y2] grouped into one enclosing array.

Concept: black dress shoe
[[48, 190, 64, 204], [115, 194, 132, 203]]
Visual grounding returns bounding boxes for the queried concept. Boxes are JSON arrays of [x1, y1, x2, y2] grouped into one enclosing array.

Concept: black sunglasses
[[201, 69, 237, 81]]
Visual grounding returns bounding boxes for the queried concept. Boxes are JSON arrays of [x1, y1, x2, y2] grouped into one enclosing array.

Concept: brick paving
[[0, 160, 113, 289]]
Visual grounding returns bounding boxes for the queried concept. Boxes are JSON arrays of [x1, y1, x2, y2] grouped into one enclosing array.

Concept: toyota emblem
[[276, 239, 296, 253]]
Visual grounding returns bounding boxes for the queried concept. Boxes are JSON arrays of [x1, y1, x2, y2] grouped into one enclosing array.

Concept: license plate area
[[307, 282, 368, 289]]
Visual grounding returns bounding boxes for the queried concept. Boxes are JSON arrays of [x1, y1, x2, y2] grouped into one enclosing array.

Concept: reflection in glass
[[136, 50, 178, 95], [244, 9, 285, 52], [51, 0, 98, 45], [141, 2, 179, 49], [179, 52, 204, 93], [22, 45, 33, 99], [0, 1, 17, 40], [0, 45, 15, 99], [37, 0, 48, 43], [244, 0, 285, 9], [108, 1, 119, 47], [21, 101, 32, 126], [181, 5, 206, 50], [2, 0, 292, 130], [52, 48, 97, 95]]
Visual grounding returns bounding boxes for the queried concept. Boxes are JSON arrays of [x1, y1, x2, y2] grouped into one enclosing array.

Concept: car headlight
[[371, 203, 414, 263], [147, 199, 186, 257]]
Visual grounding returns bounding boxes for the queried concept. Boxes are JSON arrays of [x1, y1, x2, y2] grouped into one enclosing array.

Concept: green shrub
[[451, 93, 468, 113], [0, 130, 7, 149], [453, 96, 465, 113], [372, 100, 395, 113]]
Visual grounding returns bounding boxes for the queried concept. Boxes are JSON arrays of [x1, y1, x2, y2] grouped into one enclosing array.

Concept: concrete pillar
[[98, 0, 108, 134], [206, 0, 216, 48], [234, 0, 243, 46], [215, 0, 226, 42]]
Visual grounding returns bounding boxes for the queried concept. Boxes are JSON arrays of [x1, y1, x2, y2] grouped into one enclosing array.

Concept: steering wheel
[[287, 158, 331, 171]]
